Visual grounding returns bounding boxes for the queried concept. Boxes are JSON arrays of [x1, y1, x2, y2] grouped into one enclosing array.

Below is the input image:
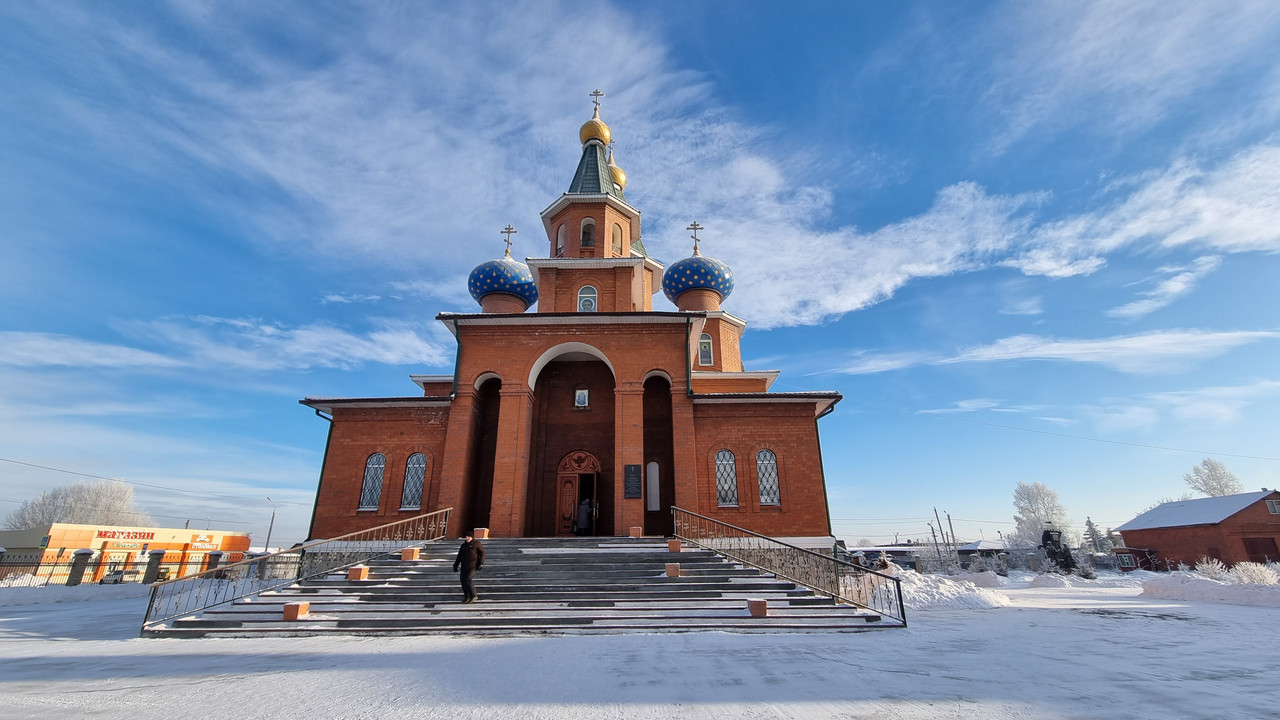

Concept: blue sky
[[3, 2, 1279, 548]]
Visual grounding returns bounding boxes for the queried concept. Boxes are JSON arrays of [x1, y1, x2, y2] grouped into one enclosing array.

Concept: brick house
[[1113, 490, 1280, 570], [302, 102, 841, 543]]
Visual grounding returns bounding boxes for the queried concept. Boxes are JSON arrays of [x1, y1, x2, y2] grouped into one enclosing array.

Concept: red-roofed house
[[1113, 490, 1280, 570]]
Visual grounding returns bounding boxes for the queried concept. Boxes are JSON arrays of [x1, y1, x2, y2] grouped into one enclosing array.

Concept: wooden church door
[[556, 450, 601, 536]]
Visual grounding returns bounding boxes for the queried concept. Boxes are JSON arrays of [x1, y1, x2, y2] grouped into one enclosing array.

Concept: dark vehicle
[[99, 569, 141, 584]]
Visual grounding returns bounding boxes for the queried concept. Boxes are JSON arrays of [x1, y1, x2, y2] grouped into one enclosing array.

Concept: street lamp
[[264, 496, 277, 553]]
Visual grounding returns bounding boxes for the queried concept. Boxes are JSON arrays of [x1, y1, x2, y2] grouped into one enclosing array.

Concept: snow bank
[[1141, 572, 1280, 608], [0, 583, 151, 607], [893, 568, 1011, 610]]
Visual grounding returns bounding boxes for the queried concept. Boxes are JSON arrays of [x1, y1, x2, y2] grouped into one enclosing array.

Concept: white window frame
[[556, 224, 565, 256], [400, 453, 427, 510], [698, 333, 714, 366], [358, 453, 386, 510], [715, 450, 738, 507], [1267, 499, 1280, 514], [756, 449, 780, 506], [577, 285, 598, 312]]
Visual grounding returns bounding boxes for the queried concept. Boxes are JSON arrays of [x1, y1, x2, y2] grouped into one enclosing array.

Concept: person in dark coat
[[452, 532, 485, 603], [575, 498, 592, 536]]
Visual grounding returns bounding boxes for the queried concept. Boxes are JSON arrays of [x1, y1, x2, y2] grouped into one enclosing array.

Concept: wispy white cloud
[[321, 293, 381, 305], [0, 332, 181, 368], [834, 350, 938, 376], [1107, 256, 1222, 319], [918, 398, 1002, 414], [126, 316, 452, 372], [985, 1, 1280, 151], [1007, 146, 1280, 278], [1148, 380, 1280, 423], [943, 329, 1278, 373], [0, 319, 450, 373], [834, 329, 1280, 375], [999, 296, 1043, 317]]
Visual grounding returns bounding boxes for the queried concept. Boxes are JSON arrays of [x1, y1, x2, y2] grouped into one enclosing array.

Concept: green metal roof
[[568, 142, 625, 201]]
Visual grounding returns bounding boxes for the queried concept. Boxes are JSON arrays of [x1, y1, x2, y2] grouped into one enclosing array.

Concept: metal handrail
[[141, 507, 452, 634], [672, 507, 907, 626]]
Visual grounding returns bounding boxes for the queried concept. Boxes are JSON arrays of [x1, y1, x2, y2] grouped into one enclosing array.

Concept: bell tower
[[532, 90, 660, 312]]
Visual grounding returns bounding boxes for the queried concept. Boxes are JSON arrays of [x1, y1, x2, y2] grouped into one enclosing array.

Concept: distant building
[[0, 523, 251, 584], [1113, 490, 1280, 570]]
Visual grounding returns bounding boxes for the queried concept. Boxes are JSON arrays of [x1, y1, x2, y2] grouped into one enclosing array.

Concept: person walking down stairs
[[453, 532, 486, 603]]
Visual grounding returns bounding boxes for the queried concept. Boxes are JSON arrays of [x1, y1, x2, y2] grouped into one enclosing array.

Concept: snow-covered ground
[[0, 571, 1275, 720]]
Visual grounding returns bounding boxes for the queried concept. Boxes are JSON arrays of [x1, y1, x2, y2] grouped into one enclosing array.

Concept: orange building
[[0, 523, 251, 583], [303, 100, 842, 544]]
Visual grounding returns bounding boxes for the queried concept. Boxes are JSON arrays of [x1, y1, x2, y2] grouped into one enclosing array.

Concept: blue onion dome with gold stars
[[662, 246, 734, 304], [468, 249, 538, 308]]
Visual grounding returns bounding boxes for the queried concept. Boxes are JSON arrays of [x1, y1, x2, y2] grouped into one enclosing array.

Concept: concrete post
[[142, 549, 167, 584], [66, 549, 95, 586], [1027, 553, 1039, 572]]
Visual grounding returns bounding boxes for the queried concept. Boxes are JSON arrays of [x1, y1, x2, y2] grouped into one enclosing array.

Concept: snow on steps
[[143, 537, 895, 637]]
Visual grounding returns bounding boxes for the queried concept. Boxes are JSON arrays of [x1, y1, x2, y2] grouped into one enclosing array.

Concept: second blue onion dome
[[468, 251, 539, 309], [662, 249, 734, 305]]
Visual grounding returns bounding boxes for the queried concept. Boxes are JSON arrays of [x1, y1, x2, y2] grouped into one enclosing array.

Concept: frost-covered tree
[[3, 481, 152, 529], [1183, 458, 1244, 497], [1009, 481, 1071, 549], [1082, 517, 1111, 553]]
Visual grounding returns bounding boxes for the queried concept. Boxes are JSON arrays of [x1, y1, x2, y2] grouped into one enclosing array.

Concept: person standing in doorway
[[576, 498, 592, 536], [452, 532, 485, 603]]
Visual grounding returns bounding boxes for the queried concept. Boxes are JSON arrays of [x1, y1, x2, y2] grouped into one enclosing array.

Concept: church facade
[[303, 100, 842, 543]]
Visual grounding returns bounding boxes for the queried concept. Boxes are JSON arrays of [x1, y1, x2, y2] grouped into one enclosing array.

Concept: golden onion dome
[[608, 150, 627, 190], [579, 106, 611, 145]]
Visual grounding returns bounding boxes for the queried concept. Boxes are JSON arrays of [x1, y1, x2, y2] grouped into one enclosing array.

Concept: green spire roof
[[568, 142, 625, 201]]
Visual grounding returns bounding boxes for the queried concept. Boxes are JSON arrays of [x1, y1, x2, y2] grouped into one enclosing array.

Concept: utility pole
[[264, 496, 277, 553]]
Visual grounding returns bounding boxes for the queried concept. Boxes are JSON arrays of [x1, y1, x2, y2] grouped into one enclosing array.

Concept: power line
[[0, 496, 252, 525], [926, 414, 1280, 462], [0, 456, 303, 504]]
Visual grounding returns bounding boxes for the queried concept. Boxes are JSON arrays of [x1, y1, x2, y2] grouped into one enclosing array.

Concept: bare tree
[[1183, 458, 1243, 497], [3, 481, 153, 529], [1009, 481, 1071, 549]]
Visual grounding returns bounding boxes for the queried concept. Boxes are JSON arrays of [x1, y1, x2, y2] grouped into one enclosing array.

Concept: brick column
[[65, 549, 94, 586], [142, 549, 167, 584], [488, 386, 535, 537], [670, 385, 699, 514], [434, 386, 478, 537], [614, 382, 646, 535]]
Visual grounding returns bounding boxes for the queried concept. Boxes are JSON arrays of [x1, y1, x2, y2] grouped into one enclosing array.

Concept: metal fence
[[672, 507, 906, 627], [140, 508, 451, 634]]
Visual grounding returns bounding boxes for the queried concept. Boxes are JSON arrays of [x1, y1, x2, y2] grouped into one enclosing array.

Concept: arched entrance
[[525, 351, 616, 536], [556, 450, 601, 536]]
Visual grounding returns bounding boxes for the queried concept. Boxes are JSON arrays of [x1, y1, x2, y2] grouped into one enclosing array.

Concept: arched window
[[577, 285, 598, 312], [756, 449, 780, 506], [698, 333, 714, 366], [580, 218, 595, 247], [556, 225, 565, 256], [715, 450, 738, 507], [401, 453, 427, 510], [612, 223, 623, 256], [358, 453, 386, 510]]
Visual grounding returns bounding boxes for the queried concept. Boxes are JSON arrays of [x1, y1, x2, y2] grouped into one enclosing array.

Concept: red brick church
[[303, 97, 842, 542]]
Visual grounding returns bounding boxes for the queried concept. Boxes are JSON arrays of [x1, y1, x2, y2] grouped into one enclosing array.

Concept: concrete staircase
[[144, 537, 890, 637]]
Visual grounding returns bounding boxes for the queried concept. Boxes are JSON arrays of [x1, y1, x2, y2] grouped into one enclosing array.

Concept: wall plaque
[[624, 464, 643, 499]]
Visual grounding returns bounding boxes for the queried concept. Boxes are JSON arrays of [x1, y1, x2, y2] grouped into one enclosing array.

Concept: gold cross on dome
[[590, 89, 605, 109], [501, 225, 517, 255], [687, 221, 704, 255]]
